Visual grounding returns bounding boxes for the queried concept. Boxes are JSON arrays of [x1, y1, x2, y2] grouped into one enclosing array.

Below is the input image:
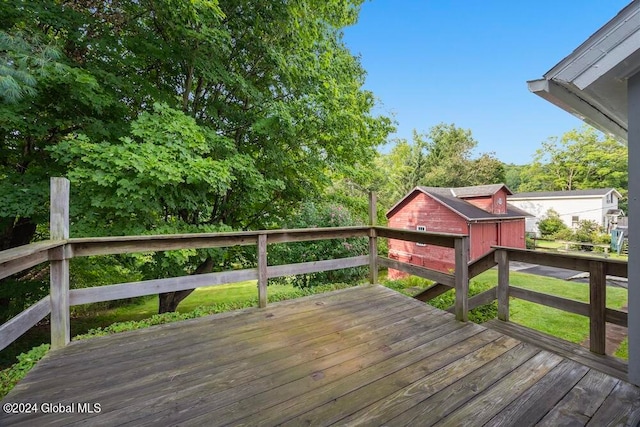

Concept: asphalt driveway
[[509, 261, 627, 288]]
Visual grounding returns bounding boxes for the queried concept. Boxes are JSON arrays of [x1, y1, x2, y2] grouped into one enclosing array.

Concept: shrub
[[525, 234, 536, 249], [552, 228, 574, 241], [574, 220, 603, 251], [538, 209, 568, 238], [383, 276, 497, 323], [592, 232, 612, 253], [0, 344, 49, 399], [268, 202, 368, 288]]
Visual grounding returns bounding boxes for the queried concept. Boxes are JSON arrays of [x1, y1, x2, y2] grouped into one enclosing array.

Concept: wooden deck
[[2, 285, 640, 426]]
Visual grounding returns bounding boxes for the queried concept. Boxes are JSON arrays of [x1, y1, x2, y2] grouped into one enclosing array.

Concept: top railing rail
[[0, 180, 470, 352]]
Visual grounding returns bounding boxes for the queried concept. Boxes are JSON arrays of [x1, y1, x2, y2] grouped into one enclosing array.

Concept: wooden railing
[[0, 179, 471, 353], [0, 178, 629, 361], [399, 243, 629, 356], [493, 246, 628, 355]]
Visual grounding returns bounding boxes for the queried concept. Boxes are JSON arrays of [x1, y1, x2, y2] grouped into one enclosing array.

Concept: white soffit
[[528, 0, 640, 144]]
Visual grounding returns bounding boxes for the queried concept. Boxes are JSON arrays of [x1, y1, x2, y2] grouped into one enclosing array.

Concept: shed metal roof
[[386, 184, 530, 221]]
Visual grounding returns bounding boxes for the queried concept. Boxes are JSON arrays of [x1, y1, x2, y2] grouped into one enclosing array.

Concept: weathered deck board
[[1, 284, 639, 427], [484, 318, 628, 381]]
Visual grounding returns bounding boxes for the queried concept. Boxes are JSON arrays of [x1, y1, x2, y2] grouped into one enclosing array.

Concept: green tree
[[519, 127, 628, 208], [504, 163, 526, 192], [379, 123, 505, 205], [2, 0, 392, 313]]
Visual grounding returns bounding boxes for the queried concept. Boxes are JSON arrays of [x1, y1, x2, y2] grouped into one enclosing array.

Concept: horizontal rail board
[[69, 269, 259, 305], [494, 246, 627, 278], [0, 240, 64, 265], [606, 308, 628, 327], [266, 229, 369, 244], [445, 287, 497, 313], [0, 250, 50, 281], [413, 283, 452, 302], [70, 227, 369, 257], [509, 286, 589, 317], [374, 227, 462, 248], [469, 250, 497, 278], [468, 287, 498, 310], [377, 256, 455, 287], [267, 256, 369, 278], [71, 236, 258, 257], [69, 256, 369, 306], [0, 297, 51, 352], [0, 241, 65, 280]]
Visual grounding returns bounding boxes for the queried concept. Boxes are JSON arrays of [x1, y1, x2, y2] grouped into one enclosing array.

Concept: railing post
[[258, 234, 268, 308], [496, 249, 510, 321], [454, 236, 469, 321], [50, 177, 70, 349], [589, 260, 606, 354], [368, 192, 378, 284]]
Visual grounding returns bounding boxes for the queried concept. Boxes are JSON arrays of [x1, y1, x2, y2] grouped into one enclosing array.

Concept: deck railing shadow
[[0, 178, 629, 366]]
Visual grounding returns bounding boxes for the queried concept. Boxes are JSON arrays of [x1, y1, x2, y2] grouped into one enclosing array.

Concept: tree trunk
[[158, 257, 214, 314], [1, 217, 36, 250], [0, 217, 38, 311]]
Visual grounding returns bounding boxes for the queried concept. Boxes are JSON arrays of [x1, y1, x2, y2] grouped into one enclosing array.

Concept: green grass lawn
[[473, 269, 628, 346], [385, 269, 629, 358]]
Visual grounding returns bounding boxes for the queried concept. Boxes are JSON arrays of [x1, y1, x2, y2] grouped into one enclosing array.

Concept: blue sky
[[343, 0, 631, 165]]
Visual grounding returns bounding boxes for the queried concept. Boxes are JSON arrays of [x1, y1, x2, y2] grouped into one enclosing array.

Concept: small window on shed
[[416, 225, 426, 246], [606, 193, 612, 203], [572, 216, 579, 227]]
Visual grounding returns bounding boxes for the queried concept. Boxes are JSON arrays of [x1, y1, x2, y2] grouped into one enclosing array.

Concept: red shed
[[386, 184, 530, 278]]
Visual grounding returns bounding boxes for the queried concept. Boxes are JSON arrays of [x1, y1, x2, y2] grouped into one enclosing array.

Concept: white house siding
[[508, 193, 619, 236]]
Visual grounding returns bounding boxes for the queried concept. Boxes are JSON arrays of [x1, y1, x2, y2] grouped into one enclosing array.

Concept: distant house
[[507, 188, 623, 236], [386, 184, 529, 278]]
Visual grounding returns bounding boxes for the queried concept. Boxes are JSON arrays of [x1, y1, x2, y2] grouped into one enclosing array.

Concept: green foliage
[[2, 0, 392, 312], [525, 234, 536, 249], [567, 220, 611, 252], [615, 338, 628, 360], [537, 209, 568, 238], [0, 30, 64, 103], [552, 228, 574, 241], [379, 123, 505, 205], [0, 344, 49, 399], [573, 220, 603, 241], [269, 202, 368, 288], [504, 163, 526, 192], [383, 275, 497, 324], [519, 126, 628, 210], [50, 103, 243, 235]]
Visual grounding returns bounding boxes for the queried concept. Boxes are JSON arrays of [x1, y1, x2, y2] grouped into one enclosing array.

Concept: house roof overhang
[[527, 0, 640, 144], [508, 188, 623, 201]]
